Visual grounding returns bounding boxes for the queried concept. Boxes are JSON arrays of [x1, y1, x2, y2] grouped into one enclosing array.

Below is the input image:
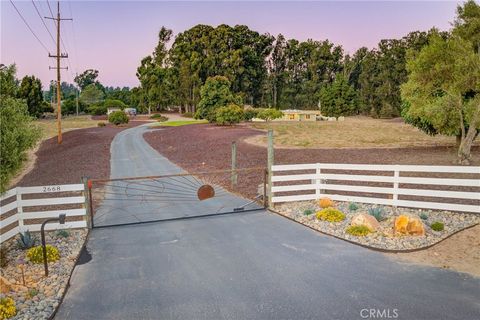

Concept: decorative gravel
[[0, 229, 87, 320], [275, 201, 480, 251]]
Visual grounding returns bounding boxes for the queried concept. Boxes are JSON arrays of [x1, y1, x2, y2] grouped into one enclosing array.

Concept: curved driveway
[[56, 125, 480, 320]]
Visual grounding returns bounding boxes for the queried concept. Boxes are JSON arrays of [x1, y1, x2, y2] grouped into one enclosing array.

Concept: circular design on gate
[[197, 184, 215, 201]]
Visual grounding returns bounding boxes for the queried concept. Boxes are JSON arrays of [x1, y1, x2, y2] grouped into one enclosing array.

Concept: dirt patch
[[387, 225, 480, 277], [14, 121, 146, 187]]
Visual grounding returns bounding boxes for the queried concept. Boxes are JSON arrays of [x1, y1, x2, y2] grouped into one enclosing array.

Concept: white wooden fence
[[271, 163, 480, 213], [0, 184, 87, 244]]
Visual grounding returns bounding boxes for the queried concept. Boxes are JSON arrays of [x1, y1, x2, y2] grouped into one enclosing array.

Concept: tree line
[[1, 1, 478, 164], [134, 21, 445, 118]]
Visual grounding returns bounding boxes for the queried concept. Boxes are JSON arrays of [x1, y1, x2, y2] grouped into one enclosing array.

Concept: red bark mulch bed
[[143, 123, 480, 201], [15, 121, 147, 187]]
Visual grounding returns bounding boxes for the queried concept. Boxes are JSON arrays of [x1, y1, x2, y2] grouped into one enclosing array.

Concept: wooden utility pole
[[46, 2, 72, 144]]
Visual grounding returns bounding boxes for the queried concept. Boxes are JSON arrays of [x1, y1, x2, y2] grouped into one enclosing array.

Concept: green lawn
[[150, 120, 208, 127]]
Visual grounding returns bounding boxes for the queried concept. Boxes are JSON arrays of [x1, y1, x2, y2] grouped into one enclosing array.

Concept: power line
[[67, 0, 79, 74], [46, 0, 54, 18], [9, 0, 50, 53], [57, 2, 74, 80], [31, 0, 56, 47]]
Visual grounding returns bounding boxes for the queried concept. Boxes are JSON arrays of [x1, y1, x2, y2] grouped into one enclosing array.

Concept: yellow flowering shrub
[[346, 225, 371, 236], [0, 297, 16, 320], [26, 245, 60, 264], [316, 208, 346, 222]]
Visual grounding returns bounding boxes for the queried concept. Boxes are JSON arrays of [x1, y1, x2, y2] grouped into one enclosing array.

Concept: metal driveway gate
[[87, 168, 267, 228]]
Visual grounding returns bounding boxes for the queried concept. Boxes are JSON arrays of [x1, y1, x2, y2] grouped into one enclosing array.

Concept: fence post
[[231, 141, 237, 188], [315, 164, 321, 199], [16, 187, 25, 232], [82, 177, 92, 229], [392, 167, 399, 210], [267, 129, 274, 208]]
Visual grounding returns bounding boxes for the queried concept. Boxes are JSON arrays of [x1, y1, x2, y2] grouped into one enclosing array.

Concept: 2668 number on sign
[[42, 186, 61, 192]]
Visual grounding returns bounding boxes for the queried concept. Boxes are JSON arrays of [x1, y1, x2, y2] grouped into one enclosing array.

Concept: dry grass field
[[35, 115, 99, 139], [248, 116, 466, 149]]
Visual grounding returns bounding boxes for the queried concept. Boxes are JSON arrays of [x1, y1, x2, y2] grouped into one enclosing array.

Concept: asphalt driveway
[[55, 125, 480, 320]]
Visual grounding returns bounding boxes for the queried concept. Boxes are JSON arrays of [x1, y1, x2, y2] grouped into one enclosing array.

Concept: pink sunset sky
[[2, 1, 462, 88]]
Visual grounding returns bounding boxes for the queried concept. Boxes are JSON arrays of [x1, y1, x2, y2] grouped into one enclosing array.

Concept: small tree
[[17, 75, 46, 118], [195, 76, 241, 122], [215, 104, 244, 125], [401, 34, 480, 164], [257, 108, 284, 121]]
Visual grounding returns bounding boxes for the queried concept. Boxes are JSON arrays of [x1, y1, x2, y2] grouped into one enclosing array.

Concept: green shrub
[[0, 246, 8, 268], [348, 202, 359, 211], [430, 221, 444, 232], [182, 112, 194, 118], [0, 296, 16, 319], [149, 113, 167, 120], [108, 110, 129, 125], [0, 97, 41, 193], [243, 108, 258, 121], [26, 245, 60, 264], [16, 230, 37, 250], [27, 288, 38, 299], [368, 207, 386, 222], [97, 122, 106, 127], [257, 108, 284, 121], [215, 104, 244, 125], [419, 212, 428, 220], [56, 229, 70, 238], [346, 225, 371, 236], [303, 209, 314, 216], [156, 116, 169, 122], [316, 208, 346, 222]]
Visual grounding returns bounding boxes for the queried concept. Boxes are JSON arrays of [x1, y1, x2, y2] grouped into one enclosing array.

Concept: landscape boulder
[[394, 215, 425, 236], [351, 213, 380, 232], [407, 217, 425, 236]]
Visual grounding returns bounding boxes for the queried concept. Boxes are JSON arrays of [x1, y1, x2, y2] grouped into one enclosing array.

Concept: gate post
[[267, 129, 274, 208]]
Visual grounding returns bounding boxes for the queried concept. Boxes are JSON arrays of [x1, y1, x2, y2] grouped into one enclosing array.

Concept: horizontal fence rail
[[271, 163, 480, 213], [0, 184, 87, 244]]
